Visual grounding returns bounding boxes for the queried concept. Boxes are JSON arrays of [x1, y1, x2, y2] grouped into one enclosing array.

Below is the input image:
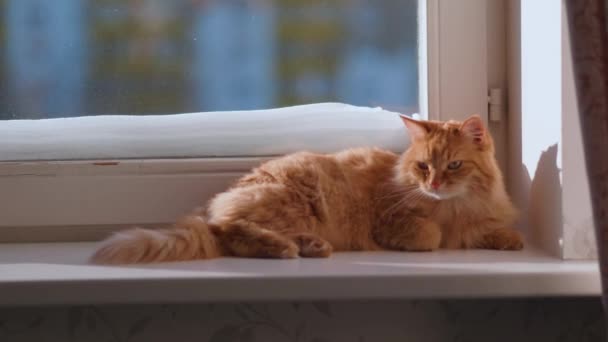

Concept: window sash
[[0, 0, 492, 242]]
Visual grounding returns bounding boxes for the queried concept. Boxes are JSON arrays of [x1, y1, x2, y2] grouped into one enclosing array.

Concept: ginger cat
[[91, 114, 522, 264]]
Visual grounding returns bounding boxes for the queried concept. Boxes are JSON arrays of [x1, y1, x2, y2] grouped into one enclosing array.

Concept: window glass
[[0, 0, 418, 119]]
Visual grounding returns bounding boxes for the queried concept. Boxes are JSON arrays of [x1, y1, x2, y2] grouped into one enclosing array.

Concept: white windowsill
[[0, 242, 599, 305]]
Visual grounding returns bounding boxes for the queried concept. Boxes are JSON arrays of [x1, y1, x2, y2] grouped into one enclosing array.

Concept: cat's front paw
[[480, 228, 524, 250]]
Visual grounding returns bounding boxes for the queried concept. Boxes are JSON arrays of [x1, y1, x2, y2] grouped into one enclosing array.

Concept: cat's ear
[[400, 115, 430, 140], [460, 115, 486, 144]]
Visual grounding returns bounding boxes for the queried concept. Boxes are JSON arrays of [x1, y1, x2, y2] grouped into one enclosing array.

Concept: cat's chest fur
[[431, 196, 487, 225], [429, 192, 513, 248]]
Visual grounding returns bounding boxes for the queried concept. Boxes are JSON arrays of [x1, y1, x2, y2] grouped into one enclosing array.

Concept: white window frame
[[424, 0, 488, 123], [0, 0, 492, 242]]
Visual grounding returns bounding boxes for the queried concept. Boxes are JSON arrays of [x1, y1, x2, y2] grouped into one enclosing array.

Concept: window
[[0, 1, 599, 305], [1, 0, 419, 119], [0, 0, 490, 242]]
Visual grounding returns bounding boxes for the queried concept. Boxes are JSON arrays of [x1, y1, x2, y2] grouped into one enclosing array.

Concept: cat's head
[[397, 114, 498, 200]]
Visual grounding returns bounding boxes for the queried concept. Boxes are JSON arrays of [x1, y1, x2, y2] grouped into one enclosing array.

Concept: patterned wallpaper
[[0, 298, 603, 342]]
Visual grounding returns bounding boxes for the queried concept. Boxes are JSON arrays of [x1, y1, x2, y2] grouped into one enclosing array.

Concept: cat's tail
[[90, 215, 223, 264]]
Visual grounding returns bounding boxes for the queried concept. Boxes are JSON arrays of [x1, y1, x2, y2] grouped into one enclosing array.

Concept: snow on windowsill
[[0, 103, 410, 162]]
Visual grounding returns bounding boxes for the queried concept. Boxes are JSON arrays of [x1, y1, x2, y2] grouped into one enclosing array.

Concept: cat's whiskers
[[381, 187, 421, 204], [382, 188, 426, 216], [382, 199, 408, 217], [375, 183, 420, 201], [376, 189, 414, 201]]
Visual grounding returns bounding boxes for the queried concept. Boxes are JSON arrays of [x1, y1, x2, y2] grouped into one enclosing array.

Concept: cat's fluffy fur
[[91, 115, 522, 264]]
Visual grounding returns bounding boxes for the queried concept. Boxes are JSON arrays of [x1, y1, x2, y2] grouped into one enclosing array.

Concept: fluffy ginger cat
[[91, 114, 522, 264]]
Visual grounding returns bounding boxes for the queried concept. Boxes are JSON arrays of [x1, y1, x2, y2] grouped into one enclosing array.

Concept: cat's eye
[[417, 162, 429, 170], [447, 160, 462, 170]]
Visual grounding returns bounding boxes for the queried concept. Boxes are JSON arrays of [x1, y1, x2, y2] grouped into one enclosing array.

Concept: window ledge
[[0, 242, 599, 305]]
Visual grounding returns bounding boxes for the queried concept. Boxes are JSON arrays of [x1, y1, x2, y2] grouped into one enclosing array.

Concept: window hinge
[[488, 88, 503, 122]]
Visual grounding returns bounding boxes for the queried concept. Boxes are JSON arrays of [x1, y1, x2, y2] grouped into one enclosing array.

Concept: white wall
[[508, 0, 596, 259], [508, 0, 562, 256], [523, 0, 563, 256]]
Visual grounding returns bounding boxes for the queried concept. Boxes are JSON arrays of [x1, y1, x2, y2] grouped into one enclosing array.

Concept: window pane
[[0, 0, 418, 120]]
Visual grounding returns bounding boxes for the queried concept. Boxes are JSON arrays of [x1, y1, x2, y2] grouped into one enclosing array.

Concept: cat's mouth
[[421, 188, 463, 201]]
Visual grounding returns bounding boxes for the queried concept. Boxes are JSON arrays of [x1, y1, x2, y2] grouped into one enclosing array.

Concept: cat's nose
[[431, 180, 441, 190]]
